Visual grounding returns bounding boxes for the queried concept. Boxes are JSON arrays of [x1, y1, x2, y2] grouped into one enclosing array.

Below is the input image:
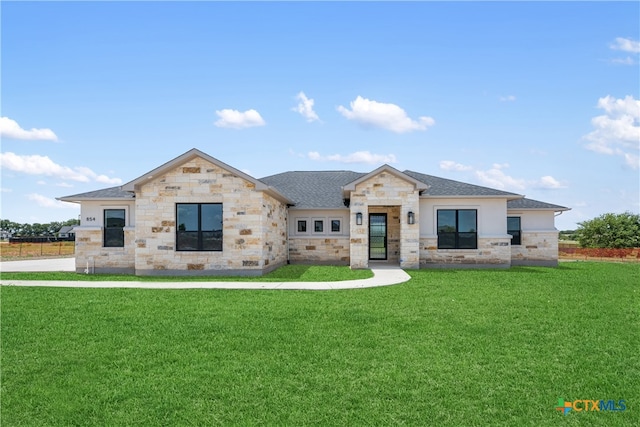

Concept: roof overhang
[[420, 194, 524, 201]]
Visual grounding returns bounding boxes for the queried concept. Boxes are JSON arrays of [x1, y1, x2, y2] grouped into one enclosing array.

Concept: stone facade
[[133, 157, 287, 275], [74, 227, 135, 273], [349, 171, 420, 269], [288, 237, 350, 264], [511, 231, 559, 266], [420, 236, 512, 268]]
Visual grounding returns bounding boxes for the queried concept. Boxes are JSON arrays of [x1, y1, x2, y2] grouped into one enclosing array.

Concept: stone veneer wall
[[511, 231, 559, 266], [349, 172, 420, 269], [420, 236, 511, 267], [74, 227, 135, 273], [134, 157, 287, 275], [288, 237, 350, 264], [259, 193, 288, 272]]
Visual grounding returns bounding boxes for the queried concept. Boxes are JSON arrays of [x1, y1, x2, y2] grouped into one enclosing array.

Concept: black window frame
[[314, 219, 324, 233], [104, 209, 125, 248], [176, 203, 223, 252], [507, 216, 522, 246], [437, 209, 478, 249], [297, 220, 307, 233], [330, 219, 341, 233]]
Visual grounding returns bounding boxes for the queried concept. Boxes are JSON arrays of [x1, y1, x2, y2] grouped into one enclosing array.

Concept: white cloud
[[0, 152, 122, 184], [464, 163, 567, 191], [583, 95, 640, 169], [535, 175, 567, 189], [26, 193, 78, 209], [0, 117, 58, 141], [0, 187, 12, 193], [308, 150, 397, 165], [610, 37, 640, 53], [439, 160, 473, 171], [499, 95, 516, 102], [293, 92, 320, 122], [214, 109, 265, 129], [475, 164, 526, 191], [337, 96, 435, 133]]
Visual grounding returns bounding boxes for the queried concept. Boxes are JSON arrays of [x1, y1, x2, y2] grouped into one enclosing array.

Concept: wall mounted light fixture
[[356, 212, 363, 225], [408, 211, 415, 225]]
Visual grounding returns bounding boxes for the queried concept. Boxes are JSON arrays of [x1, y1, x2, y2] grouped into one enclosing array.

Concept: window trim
[[103, 208, 126, 248], [507, 216, 522, 246], [176, 203, 223, 252], [437, 209, 478, 249]]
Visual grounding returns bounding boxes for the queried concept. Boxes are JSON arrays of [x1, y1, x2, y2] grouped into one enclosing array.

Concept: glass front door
[[369, 213, 387, 260]]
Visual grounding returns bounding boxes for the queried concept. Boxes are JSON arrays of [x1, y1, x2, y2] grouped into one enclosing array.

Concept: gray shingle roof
[[259, 171, 365, 209], [58, 186, 134, 201], [59, 168, 567, 212], [403, 170, 522, 197], [507, 198, 569, 211]]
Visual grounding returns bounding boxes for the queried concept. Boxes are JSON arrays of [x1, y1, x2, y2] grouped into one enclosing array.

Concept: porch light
[[408, 211, 415, 224], [356, 212, 363, 225]]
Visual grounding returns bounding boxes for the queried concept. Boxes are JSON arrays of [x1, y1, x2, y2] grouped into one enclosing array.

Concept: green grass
[[2, 262, 638, 426], [0, 264, 373, 282]]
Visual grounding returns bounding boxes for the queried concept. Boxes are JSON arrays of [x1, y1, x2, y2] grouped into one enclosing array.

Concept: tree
[[576, 212, 640, 248]]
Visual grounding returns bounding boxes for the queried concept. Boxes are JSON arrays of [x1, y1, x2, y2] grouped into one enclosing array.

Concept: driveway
[[0, 257, 76, 272]]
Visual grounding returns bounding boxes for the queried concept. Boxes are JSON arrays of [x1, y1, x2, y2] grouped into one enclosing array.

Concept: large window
[[176, 203, 223, 251], [104, 209, 125, 247], [437, 209, 477, 249], [507, 216, 521, 246]]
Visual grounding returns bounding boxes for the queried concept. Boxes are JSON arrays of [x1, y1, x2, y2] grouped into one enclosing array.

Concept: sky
[[1, 1, 638, 231]]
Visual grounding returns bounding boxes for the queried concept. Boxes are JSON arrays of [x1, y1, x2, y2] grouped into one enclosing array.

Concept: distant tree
[[0, 218, 80, 237], [576, 212, 640, 248]]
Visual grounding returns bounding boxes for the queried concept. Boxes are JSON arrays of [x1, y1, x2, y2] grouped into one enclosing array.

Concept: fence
[[559, 247, 640, 262], [0, 241, 76, 258]]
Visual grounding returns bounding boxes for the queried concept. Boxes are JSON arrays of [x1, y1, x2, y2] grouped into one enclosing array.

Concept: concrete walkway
[[0, 259, 411, 290]]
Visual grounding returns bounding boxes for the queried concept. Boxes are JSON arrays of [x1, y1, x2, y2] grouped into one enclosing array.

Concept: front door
[[369, 213, 387, 260]]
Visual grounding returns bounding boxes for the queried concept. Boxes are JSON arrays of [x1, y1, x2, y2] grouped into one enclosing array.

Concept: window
[[176, 203, 222, 251], [331, 219, 341, 233], [437, 209, 477, 249], [507, 216, 521, 245], [297, 220, 307, 233], [104, 209, 125, 247], [314, 220, 324, 233]]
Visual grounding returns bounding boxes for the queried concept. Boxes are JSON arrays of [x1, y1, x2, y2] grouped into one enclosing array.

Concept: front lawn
[[0, 264, 373, 282], [1, 262, 638, 426]]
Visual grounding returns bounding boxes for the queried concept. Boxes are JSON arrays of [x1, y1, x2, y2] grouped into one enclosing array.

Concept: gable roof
[[403, 170, 523, 198], [342, 164, 429, 195], [507, 198, 570, 211], [58, 149, 566, 212], [58, 226, 76, 234], [119, 148, 293, 204]]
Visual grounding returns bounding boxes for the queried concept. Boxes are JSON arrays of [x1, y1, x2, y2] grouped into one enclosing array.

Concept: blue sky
[[1, 1, 638, 231]]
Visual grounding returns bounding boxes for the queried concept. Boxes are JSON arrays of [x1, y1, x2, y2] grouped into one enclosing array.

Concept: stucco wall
[[419, 198, 508, 236]]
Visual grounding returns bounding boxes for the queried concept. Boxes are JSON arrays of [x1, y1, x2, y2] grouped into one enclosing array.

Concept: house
[[57, 226, 76, 240], [58, 148, 569, 275]]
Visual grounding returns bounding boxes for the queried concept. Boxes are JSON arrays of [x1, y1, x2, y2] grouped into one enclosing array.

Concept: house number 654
[[86, 217, 96, 222]]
